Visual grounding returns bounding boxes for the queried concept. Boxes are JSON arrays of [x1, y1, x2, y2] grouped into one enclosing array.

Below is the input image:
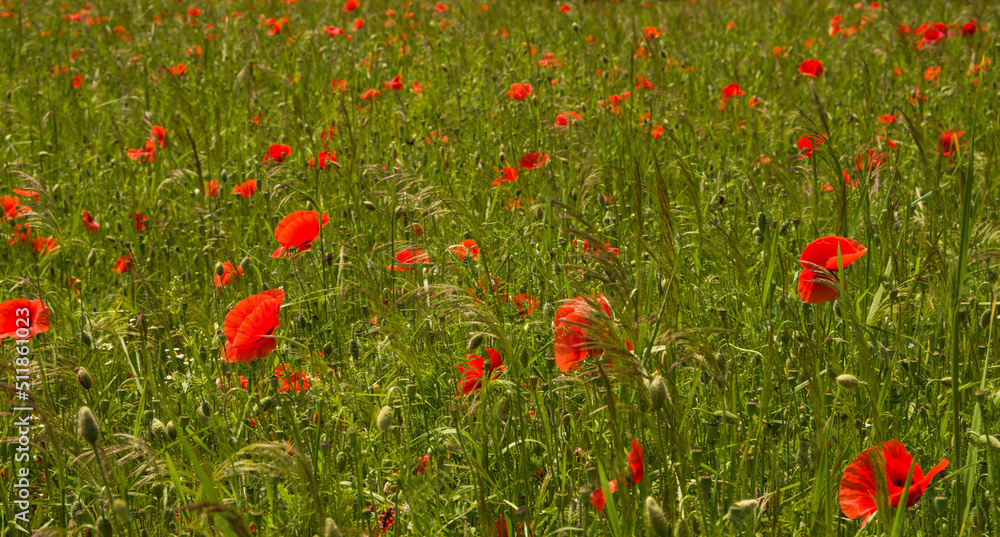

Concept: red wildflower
[[384, 74, 403, 90], [9, 223, 31, 246], [559, 4, 570, 13], [72, 74, 83, 88], [3, 195, 30, 220], [451, 239, 480, 260], [839, 440, 948, 526], [168, 63, 187, 76], [554, 111, 581, 127], [271, 211, 331, 258], [721, 83, 745, 100], [114, 254, 132, 274], [635, 75, 655, 90], [135, 212, 148, 232], [264, 144, 292, 163], [30, 236, 58, 255], [205, 180, 220, 197], [232, 179, 257, 197], [344, 0, 360, 12], [388, 248, 429, 271], [961, 23, 977, 36], [798, 59, 824, 78], [127, 139, 156, 162], [0, 299, 50, 340], [938, 130, 963, 158], [643, 26, 661, 40], [12, 189, 39, 201], [553, 294, 615, 372], [353, 17, 365, 30], [361, 88, 381, 100], [627, 439, 644, 485], [507, 83, 533, 101], [309, 151, 337, 169], [457, 348, 503, 395], [214, 262, 243, 289], [796, 236, 867, 304], [492, 167, 518, 187], [519, 152, 549, 170], [650, 125, 664, 139], [151, 125, 168, 148], [274, 364, 311, 392], [590, 479, 618, 511], [796, 134, 826, 158], [223, 289, 285, 363], [325, 26, 344, 37], [512, 294, 539, 316]]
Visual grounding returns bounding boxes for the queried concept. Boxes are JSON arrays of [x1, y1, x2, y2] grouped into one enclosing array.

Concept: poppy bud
[[941, 376, 953, 387], [78, 367, 93, 390], [97, 516, 113, 537], [645, 497, 669, 537], [572, 22, 580, 32], [324, 518, 342, 537], [601, 55, 609, 65], [87, 247, 99, 267], [350, 338, 361, 361], [796, 438, 810, 467], [648, 376, 667, 411], [113, 498, 130, 523], [142, 409, 154, 425], [498, 151, 505, 163], [836, 374, 861, 389], [261, 282, 269, 291], [215, 262, 225, 276], [322, 341, 334, 356], [727, 499, 756, 525], [269, 375, 281, 390], [259, 396, 274, 412], [714, 410, 739, 425], [496, 397, 511, 422], [981, 310, 993, 330], [151, 418, 167, 438], [81, 330, 93, 347], [78, 406, 101, 445], [198, 401, 212, 419], [220, 170, 229, 182], [376, 405, 393, 432], [674, 518, 690, 537], [336, 451, 348, 471], [467, 333, 483, 352]]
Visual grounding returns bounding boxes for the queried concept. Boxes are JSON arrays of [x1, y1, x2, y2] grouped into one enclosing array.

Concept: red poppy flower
[[388, 248, 430, 271], [721, 83, 745, 100], [451, 239, 480, 260], [635, 75, 655, 90], [214, 261, 244, 289], [169, 63, 186, 76], [30, 237, 58, 255], [559, 4, 570, 13], [650, 125, 664, 139], [0, 299, 50, 340], [2, 196, 29, 220], [553, 294, 614, 372], [796, 236, 867, 304], [134, 212, 147, 232], [938, 130, 963, 158], [232, 179, 257, 197], [920, 25, 946, 45], [961, 23, 977, 36], [308, 151, 337, 169], [114, 254, 132, 274], [344, 0, 360, 12], [384, 74, 403, 90], [415, 454, 430, 476], [353, 17, 365, 30], [325, 26, 344, 37], [72, 74, 83, 88], [854, 148, 884, 171], [507, 83, 533, 101], [839, 440, 948, 526], [223, 289, 285, 363], [643, 26, 662, 40], [264, 144, 292, 163], [519, 152, 549, 170], [151, 125, 168, 148], [127, 139, 156, 162], [271, 211, 331, 258], [627, 439, 644, 485], [509, 293, 538, 316], [12, 188, 39, 201], [205, 180, 220, 197], [590, 479, 618, 511], [554, 111, 581, 127], [798, 59, 824, 78], [361, 88, 381, 101], [456, 348, 503, 395], [274, 364, 312, 392], [492, 167, 518, 187], [9, 223, 31, 246], [410, 81, 422, 95], [796, 134, 826, 158]]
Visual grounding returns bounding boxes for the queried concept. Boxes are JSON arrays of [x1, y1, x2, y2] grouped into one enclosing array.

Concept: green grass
[[1, 0, 1000, 535]]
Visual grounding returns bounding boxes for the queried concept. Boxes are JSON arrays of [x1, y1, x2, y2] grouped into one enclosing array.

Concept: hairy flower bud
[[78, 406, 101, 445], [836, 374, 861, 389], [324, 518, 342, 537], [77, 367, 93, 390], [648, 376, 667, 411], [376, 405, 393, 432], [645, 497, 669, 537]]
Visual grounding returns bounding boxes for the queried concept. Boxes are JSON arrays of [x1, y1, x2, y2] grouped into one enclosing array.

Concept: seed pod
[[81, 330, 93, 347], [97, 516, 113, 537], [836, 374, 861, 389], [88, 248, 98, 267], [645, 497, 669, 537], [467, 333, 484, 352], [113, 498, 130, 523], [324, 518, 342, 537], [78, 367, 93, 390], [496, 397, 511, 422], [648, 376, 667, 411], [376, 405, 393, 432], [214, 262, 225, 276], [78, 406, 101, 445], [322, 342, 334, 355]]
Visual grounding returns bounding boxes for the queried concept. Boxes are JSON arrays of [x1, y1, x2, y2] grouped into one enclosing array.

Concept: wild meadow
[[1, 0, 999, 535]]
